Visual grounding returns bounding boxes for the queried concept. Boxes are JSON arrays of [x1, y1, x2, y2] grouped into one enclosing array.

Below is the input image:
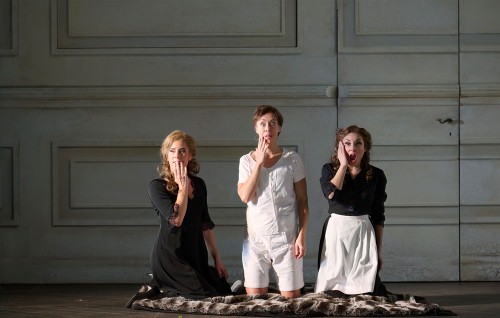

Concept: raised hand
[[173, 160, 188, 190], [254, 136, 269, 165], [337, 141, 348, 167]]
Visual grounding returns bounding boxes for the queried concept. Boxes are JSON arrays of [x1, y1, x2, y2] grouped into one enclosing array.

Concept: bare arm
[[328, 142, 348, 199], [237, 162, 263, 203], [294, 178, 309, 259], [237, 137, 267, 203], [170, 161, 189, 227], [203, 229, 228, 279]]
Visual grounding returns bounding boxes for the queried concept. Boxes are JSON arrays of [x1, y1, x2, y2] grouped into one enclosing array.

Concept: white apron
[[315, 214, 378, 294]]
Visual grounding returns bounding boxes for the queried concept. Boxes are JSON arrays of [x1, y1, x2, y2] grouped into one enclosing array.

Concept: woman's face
[[342, 132, 365, 166], [167, 139, 192, 169], [255, 112, 281, 143]]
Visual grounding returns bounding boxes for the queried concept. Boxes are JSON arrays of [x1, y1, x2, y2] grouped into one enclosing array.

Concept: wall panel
[[53, 0, 300, 55], [459, 111, 500, 281], [338, 0, 457, 53], [337, 0, 464, 281], [0, 0, 18, 55], [459, 0, 500, 281], [0, 143, 19, 226], [52, 142, 159, 226]]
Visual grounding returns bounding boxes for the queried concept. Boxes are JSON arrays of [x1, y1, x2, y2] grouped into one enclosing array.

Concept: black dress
[[148, 176, 231, 298]]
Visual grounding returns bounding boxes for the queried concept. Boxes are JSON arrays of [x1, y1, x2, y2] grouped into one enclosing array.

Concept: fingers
[[255, 137, 268, 164], [258, 137, 267, 151], [221, 268, 228, 279], [217, 265, 228, 279], [294, 243, 305, 259], [173, 159, 179, 176], [338, 141, 345, 155], [173, 161, 187, 186], [338, 141, 348, 165]]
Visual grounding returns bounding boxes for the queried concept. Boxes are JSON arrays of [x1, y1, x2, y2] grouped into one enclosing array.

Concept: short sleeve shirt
[[238, 148, 306, 235]]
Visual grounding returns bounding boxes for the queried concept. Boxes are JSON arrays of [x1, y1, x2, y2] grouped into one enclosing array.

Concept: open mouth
[[349, 154, 357, 162]]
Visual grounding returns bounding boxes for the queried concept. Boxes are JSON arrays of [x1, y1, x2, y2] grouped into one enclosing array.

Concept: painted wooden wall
[[0, 0, 498, 283]]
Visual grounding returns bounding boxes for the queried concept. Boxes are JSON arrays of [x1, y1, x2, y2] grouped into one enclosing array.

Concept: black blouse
[[320, 163, 387, 226]]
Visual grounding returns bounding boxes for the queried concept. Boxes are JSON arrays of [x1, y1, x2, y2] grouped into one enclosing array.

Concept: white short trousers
[[315, 214, 378, 294], [242, 231, 304, 291]]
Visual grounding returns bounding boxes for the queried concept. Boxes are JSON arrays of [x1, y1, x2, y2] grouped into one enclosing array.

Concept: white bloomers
[[242, 231, 304, 292]]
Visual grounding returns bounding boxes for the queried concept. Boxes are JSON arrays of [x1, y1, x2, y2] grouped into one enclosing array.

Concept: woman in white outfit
[[315, 125, 387, 295], [237, 105, 309, 299]]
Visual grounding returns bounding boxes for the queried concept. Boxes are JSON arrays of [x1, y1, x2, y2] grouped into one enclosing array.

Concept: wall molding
[[461, 206, 500, 224], [338, 85, 459, 99], [460, 84, 500, 97], [0, 85, 333, 102]]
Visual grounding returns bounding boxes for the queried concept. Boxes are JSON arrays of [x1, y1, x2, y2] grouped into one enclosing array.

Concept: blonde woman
[[149, 130, 231, 297]]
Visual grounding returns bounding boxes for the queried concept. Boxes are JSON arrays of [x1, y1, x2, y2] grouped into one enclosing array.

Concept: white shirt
[[238, 148, 306, 235]]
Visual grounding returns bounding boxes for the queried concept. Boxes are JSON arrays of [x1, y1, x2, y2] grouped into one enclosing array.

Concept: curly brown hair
[[331, 125, 373, 181], [157, 130, 200, 194]]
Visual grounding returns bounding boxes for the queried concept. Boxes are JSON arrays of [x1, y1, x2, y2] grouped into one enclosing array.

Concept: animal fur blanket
[[126, 285, 456, 316]]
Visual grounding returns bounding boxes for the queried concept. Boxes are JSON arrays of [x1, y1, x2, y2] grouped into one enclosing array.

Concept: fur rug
[[126, 285, 456, 316]]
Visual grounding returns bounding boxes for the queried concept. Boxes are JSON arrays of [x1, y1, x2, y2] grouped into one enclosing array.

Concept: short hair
[[252, 105, 284, 127]]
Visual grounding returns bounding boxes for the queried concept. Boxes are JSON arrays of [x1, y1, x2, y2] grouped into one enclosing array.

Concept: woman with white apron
[[315, 125, 387, 295]]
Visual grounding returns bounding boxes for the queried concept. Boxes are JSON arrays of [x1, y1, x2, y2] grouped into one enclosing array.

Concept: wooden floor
[[1, 282, 499, 317]]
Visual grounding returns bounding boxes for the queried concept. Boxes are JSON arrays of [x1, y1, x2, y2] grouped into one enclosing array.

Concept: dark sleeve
[[320, 163, 337, 199], [148, 179, 178, 232], [198, 178, 215, 231], [370, 169, 387, 227]]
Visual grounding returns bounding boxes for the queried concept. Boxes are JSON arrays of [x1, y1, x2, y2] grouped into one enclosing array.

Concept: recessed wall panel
[[0, 145, 19, 226], [357, 0, 456, 35], [54, 0, 299, 54], [52, 142, 160, 226], [339, 0, 457, 53], [0, 0, 18, 55], [52, 141, 299, 226], [69, 160, 156, 208]]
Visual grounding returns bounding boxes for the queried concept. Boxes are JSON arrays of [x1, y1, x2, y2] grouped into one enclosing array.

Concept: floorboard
[[1, 282, 499, 317]]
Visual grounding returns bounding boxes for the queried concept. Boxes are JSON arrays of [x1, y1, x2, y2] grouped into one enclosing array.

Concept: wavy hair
[[157, 130, 200, 194], [331, 125, 373, 181]]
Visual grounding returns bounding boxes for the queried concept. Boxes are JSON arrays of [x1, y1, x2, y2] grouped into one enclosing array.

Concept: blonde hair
[[157, 130, 200, 194]]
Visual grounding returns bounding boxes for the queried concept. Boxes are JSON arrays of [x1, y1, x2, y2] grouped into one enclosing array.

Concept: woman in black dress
[[148, 130, 231, 297], [315, 125, 387, 296]]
